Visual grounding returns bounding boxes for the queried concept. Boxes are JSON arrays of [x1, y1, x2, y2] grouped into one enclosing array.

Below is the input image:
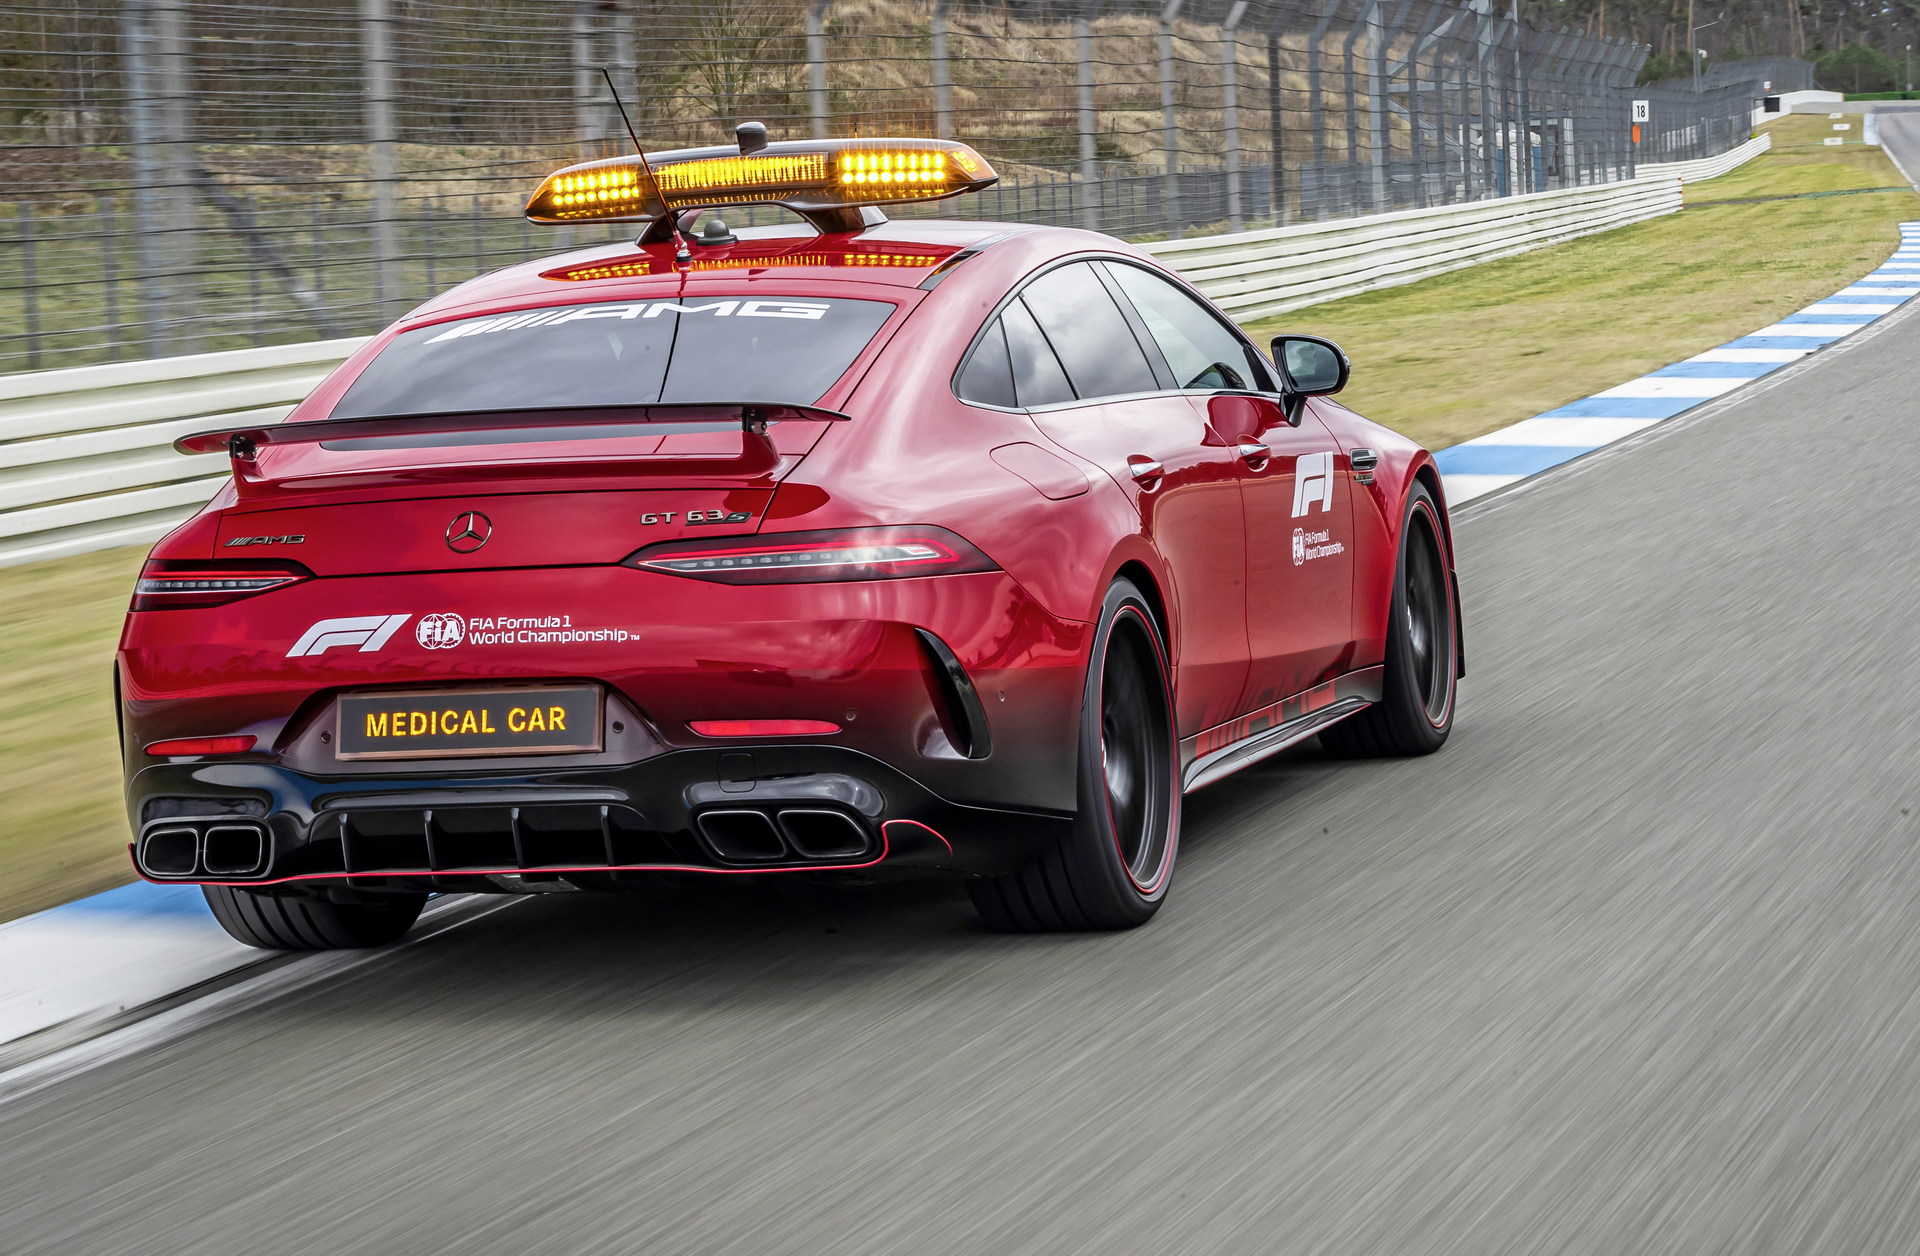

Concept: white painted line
[[1440, 473, 1524, 503], [0, 914, 256, 1046], [1462, 417, 1660, 446], [1590, 376, 1750, 399], [1801, 301, 1898, 314], [1836, 285, 1920, 296], [1750, 323, 1873, 337], [1688, 347, 1809, 363]]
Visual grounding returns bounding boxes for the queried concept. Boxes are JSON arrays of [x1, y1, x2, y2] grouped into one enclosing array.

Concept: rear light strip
[[132, 561, 310, 611], [625, 525, 996, 585]]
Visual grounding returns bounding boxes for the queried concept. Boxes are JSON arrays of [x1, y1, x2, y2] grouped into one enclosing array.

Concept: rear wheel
[[1320, 482, 1456, 758], [203, 885, 426, 951], [969, 578, 1180, 931]]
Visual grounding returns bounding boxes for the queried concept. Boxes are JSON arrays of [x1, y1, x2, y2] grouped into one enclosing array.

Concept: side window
[[1104, 262, 1273, 392], [1001, 298, 1075, 408], [955, 318, 1016, 408], [1019, 263, 1161, 402]]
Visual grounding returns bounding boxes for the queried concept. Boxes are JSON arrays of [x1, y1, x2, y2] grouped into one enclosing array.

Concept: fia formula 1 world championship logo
[[416, 612, 466, 649]]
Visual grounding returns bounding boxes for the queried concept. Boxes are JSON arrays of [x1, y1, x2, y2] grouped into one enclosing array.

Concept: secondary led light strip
[[641, 542, 949, 575]]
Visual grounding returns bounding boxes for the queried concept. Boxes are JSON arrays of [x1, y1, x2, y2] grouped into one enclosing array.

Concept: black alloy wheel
[[969, 578, 1180, 931], [1319, 483, 1457, 757]]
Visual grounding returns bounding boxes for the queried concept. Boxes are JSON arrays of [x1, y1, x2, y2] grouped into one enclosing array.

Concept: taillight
[[690, 719, 841, 737], [624, 526, 997, 585], [145, 736, 257, 757], [131, 560, 310, 611]]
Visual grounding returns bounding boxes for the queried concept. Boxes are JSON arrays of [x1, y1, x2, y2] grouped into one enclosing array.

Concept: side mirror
[[1270, 335, 1350, 398]]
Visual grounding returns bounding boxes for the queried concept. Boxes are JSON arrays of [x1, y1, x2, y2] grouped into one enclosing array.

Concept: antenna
[[600, 67, 646, 157], [599, 67, 671, 239]]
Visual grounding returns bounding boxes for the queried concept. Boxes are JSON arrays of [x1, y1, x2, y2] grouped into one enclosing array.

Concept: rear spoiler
[[175, 403, 851, 475]]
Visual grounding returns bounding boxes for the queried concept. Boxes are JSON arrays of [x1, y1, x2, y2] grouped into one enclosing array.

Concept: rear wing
[[176, 403, 851, 477]]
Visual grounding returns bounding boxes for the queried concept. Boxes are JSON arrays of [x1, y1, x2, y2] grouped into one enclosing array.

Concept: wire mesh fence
[[3, 0, 1793, 372]]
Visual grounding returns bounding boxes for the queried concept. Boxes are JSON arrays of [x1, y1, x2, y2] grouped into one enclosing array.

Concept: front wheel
[[203, 884, 426, 950], [969, 578, 1181, 931], [1320, 482, 1457, 758]]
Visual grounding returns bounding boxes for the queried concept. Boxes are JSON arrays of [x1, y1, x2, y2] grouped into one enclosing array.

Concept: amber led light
[[525, 137, 998, 224]]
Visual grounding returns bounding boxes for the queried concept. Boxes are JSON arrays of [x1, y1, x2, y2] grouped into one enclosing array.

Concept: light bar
[[526, 137, 998, 225], [543, 246, 955, 282]]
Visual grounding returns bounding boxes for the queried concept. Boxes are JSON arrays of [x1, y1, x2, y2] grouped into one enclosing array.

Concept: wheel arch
[[1408, 457, 1464, 678]]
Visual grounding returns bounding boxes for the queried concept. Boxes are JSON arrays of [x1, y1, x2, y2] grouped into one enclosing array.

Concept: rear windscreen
[[332, 296, 896, 418]]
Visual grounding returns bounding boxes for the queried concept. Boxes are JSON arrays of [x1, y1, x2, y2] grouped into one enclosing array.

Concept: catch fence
[[4, 0, 1790, 371]]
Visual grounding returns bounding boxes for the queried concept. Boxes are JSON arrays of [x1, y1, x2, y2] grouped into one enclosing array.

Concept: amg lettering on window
[[424, 299, 833, 343]]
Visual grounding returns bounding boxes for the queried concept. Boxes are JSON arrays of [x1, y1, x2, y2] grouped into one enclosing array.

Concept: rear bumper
[[127, 743, 1072, 893]]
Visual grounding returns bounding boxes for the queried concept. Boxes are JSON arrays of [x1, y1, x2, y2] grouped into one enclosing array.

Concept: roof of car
[[407, 218, 1046, 324]]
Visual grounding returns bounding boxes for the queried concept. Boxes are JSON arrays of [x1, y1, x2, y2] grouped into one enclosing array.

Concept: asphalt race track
[[6, 296, 1920, 1253]]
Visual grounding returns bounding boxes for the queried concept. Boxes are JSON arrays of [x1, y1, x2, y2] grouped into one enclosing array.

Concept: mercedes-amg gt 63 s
[[121, 127, 1462, 950]]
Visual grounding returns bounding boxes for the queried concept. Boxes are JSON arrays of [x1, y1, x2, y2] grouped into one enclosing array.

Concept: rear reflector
[[689, 719, 841, 738], [132, 561, 310, 610], [626, 526, 996, 585], [145, 736, 257, 757]]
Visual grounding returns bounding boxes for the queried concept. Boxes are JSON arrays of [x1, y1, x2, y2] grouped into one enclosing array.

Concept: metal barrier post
[[808, 0, 831, 139], [120, 0, 173, 356], [1076, 1, 1102, 231], [363, 0, 402, 322], [1160, 0, 1183, 237], [153, 0, 196, 351], [932, 0, 953, 140], [1223, 1, 1248, 230], [1363, 0, 1386, 211], [1267, 22, 1287, 224]]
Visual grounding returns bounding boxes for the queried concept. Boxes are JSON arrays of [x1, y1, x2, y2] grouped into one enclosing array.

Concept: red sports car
[[121, 131, 1461, 949]]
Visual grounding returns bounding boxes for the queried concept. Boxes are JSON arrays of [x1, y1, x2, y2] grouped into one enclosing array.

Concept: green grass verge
[[1245, 114, 1920, 452], [2, 112, 1915, 922], [0, 545, 145, 922]]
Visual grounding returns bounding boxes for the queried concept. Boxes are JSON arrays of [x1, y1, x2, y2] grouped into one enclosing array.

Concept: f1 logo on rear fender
[[287, 614, 411, 658], [1292, 451, 1335, 517]]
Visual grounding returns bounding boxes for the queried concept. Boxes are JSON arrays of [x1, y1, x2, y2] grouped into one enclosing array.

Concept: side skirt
[[1180, 666, 1385, 793]]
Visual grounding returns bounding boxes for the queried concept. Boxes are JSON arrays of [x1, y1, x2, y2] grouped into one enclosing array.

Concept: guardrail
[[0, 134, 1772, 570]]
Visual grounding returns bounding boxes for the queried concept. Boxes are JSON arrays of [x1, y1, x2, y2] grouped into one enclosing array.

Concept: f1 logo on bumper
[[287, 614, 411, 658]]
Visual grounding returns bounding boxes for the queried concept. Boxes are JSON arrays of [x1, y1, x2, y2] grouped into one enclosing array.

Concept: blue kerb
[[1648, 361, 1778, 379], [1432, 445, 1601, 476], [54, 881, 212, 920], [1535, 396, 1698, 420]]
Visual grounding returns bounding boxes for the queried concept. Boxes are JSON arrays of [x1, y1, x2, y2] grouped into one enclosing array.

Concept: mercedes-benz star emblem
[[445, 511, 492, 554]]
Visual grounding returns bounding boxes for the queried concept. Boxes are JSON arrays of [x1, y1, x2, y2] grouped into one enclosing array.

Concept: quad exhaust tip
[[137, 819, 269, 879], [695, 808, 874, 864]]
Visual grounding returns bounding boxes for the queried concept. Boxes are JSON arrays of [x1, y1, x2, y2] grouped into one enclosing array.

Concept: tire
[[969, 578, 1180, 931], [203, 884, 427, 951], [1320, 482, 1457, 758]]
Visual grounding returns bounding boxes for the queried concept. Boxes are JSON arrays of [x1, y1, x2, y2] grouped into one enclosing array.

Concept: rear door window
[[332, 296, 896, 418], [1001, 299, 1076, 408], [955, 318, 1017, 408], [1103, 262, 1274, 392], [1018, 263, 1161, 401]]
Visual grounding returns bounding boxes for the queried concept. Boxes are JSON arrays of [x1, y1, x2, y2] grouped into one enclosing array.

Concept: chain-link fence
[[3, 0, 1792, 372]]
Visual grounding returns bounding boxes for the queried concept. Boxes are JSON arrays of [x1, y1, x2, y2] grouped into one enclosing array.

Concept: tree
[[1816, 43, 1899, 91]]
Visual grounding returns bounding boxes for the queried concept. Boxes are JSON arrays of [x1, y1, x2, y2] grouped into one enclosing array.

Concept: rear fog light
[[145, 736, 257, 757]]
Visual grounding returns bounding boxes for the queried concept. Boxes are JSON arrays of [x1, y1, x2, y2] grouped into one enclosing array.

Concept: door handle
[[1127, 456, 1165, 486], [1236, 440, 1270, 466]]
